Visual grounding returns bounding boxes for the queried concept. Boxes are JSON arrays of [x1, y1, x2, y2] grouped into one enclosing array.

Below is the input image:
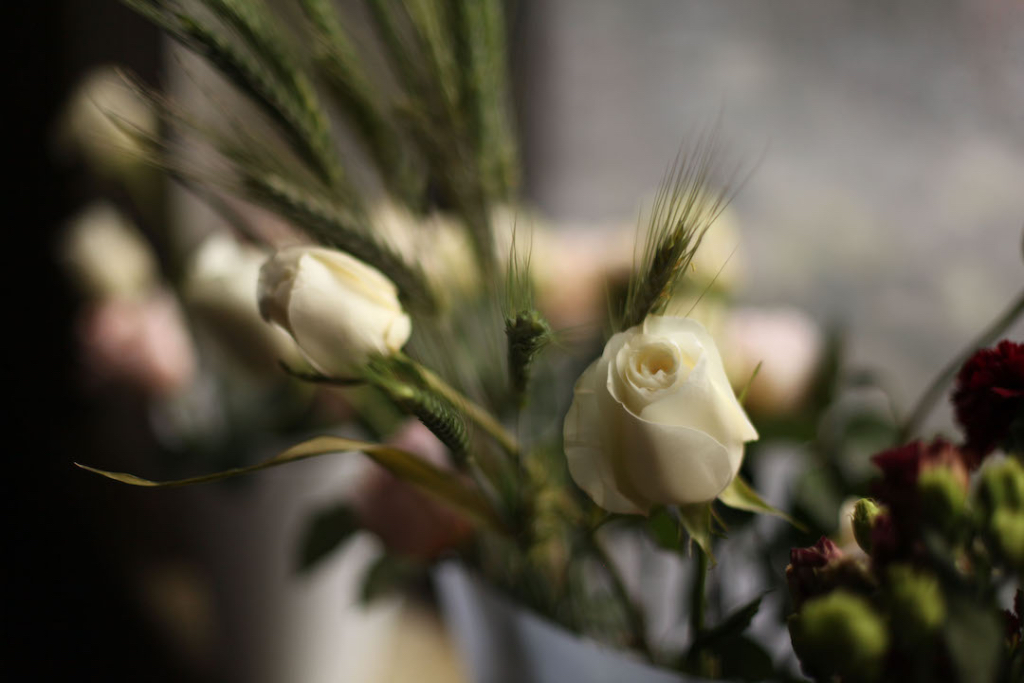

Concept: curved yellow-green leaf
[[76, 436, 505, 531], [677, 503, 715, 561], [717, 475, 806, 531], [737, 361, 762, 406]]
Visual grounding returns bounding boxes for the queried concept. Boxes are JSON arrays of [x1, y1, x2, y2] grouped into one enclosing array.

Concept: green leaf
[[77, 435, 504, 531], [944, 595, 1003, 683], [677, 503, 714, 559], [714, 635, 777, 682], [692, 594, 765, 650], [718, 475, 807, 531], [737, 361, 762, 406], [296, 503, 359, 573], [647, 507, 682, 551], [359, 553, 421, 604]]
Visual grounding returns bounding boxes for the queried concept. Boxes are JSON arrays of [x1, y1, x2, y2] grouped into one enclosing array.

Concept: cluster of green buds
[[787, 439, 1024, 681], [975, 457, 1024, 569]]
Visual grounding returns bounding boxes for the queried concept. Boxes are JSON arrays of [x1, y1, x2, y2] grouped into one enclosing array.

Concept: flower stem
[[690, 546, 709, 638], [588, 532, 655, 662], [402, 355, 520, 458], [899, 287, 1024, 443]]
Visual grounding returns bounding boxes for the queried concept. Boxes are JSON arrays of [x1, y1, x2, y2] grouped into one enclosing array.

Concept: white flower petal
[[618, 406, 741, 504], [258, 246, 411, 376], [563, 357, 646, 515], [644, 316, 758, 442]]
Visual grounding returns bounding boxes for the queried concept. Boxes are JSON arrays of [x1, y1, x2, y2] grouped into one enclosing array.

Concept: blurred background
[[10, 0, 1024, 680]]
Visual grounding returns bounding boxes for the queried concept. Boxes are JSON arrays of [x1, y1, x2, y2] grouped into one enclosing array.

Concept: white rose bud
[[61, 202, 159, 300], [57, 66, 157, 179], [563, 315, 758, 513], [183, 234, 306, 373], [257, 246, 412, 376]]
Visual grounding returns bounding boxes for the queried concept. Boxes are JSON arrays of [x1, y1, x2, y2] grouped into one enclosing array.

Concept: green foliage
[[884, 565, 945, 646], [917, 465, 968, 536], [852, 498, 882, 553], [790, 591, 890, 683], [505, 310, 552, 400], [364, 0, 516, 269], [296, 503, 360, 572], [718, 475, 806, 530], [364, 356, 471, 464], [943, 595, 1004, 683], [240, 168, 437, 313], [685, 597, 778, 682], [124, 0, 341, 185], [360, 553, 423, 604], [299, 0, 421, 205], [691, 594, 765, 652], [646, 508, 683, 551], [502, 231, 552, 402], [677, 503, 715, 559], [77, 435, 503, 530], [620, 136, 737, 330]]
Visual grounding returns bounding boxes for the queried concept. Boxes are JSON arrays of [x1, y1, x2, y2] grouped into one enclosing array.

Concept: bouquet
[[66, 1, 1023, 681]]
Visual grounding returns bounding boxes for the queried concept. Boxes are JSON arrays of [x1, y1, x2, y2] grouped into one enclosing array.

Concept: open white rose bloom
[[258, 246, 412, 377], [564, 315, 758, 513]]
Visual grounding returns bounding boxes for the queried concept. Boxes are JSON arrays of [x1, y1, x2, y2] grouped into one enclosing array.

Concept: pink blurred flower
[[352, 421, 473, 560], [720, 306, 823, 416], [78, 290, 197, 397]]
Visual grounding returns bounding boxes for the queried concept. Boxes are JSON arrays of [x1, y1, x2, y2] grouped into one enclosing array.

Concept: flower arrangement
[[67, 1, 1023, 681], [786, 340, 1024, 682]]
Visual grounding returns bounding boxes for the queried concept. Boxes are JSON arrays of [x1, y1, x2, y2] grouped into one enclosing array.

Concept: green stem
[[690, 546, 709, 638], [588, 531, 654, 662], [899, 287, 1024, 443], [405, 356, 520, 457]]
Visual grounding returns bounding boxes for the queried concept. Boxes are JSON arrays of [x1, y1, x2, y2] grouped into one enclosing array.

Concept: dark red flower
[[786, 537, 872, 607], [868, 511, 899, 564], [952, 340, 1024, 465], [790, 536, 843, 569], [871, 439, 968, 509]]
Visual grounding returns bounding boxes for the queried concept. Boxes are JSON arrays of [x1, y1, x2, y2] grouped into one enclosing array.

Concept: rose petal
[[617, 402, 741, 504], [643, 316, 757, 442], [563, 356, 646, 514], [287, 253, 409, 376]]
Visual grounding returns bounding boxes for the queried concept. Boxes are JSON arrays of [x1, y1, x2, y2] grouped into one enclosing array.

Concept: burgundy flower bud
[[787, 537, 873, 608], [871, 439, 969, 514], [870, 441, 969, 562], [952, 340, 1024, 465], [791, 536, 843, 568], [869, 511, 900, 565]]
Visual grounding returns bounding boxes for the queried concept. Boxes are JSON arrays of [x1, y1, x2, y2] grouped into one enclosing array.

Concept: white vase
[[434, 563, 699, 683]]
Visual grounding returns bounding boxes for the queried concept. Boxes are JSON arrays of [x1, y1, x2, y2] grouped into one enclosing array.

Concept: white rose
[[57, 66, 156, 179], [563, 315, 758, 513], [257, 246, 412, 376], [183, 234, 306, 372], [370, 202, 477, 304], [720, 307, 823, 416], [61, 202, 159, 300]]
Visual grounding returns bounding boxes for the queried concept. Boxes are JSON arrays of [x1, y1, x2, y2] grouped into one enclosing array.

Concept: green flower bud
[[990, 509, 1024, 569], [885, 564, 945, 646], [852, 499, 882, 554], [917, 465, 967, 534], [790, 591, 889, 683], [976, 458, 1024, 516]]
